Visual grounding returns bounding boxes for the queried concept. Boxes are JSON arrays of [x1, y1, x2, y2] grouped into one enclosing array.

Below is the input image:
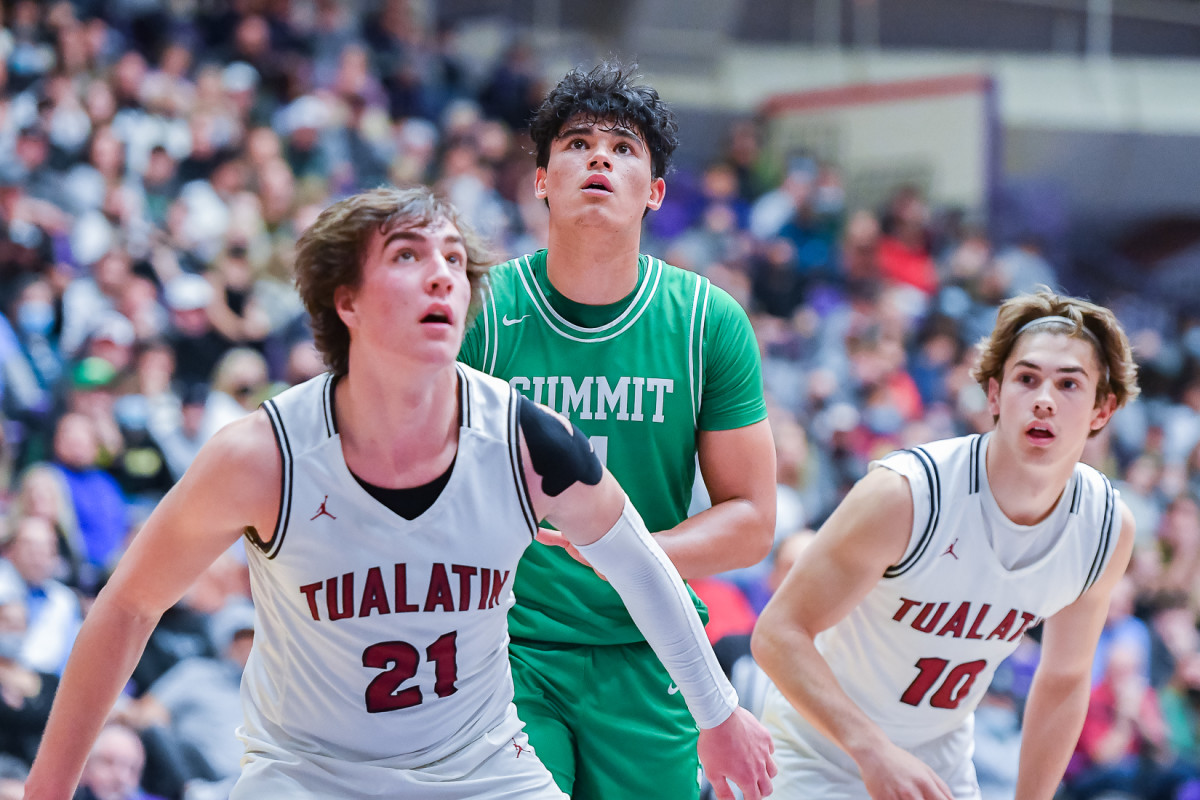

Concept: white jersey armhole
[[869, 450, 934, 574]]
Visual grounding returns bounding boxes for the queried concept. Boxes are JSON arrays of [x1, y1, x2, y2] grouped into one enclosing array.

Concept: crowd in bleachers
[[1, 2, 1199, 799]]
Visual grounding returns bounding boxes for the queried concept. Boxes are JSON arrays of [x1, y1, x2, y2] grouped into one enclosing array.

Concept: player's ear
[[986, 376, 1001, 419], [645, 176, 665, 212], [534, 167, 548, 200], [334, 284, 358, 329], [1090, 392, 1118, 432]]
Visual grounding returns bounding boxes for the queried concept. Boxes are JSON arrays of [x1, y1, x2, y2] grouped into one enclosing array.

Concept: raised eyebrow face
[[555, 122, 645, 150], [380, 225, 466, 255], [1010, 357, 1092, 382]]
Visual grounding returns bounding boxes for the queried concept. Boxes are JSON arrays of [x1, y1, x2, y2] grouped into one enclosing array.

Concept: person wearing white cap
[[754, 289, 1143, 800]]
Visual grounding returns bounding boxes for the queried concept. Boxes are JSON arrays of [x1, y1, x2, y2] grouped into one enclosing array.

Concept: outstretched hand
[[698, 706, 777, 800]]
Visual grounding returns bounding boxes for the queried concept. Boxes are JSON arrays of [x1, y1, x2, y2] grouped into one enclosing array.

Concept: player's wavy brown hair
[[293, 186, 492, 376], [971, 288, 1140, 432]]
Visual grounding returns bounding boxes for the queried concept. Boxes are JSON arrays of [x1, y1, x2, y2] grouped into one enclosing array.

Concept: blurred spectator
[[198, 347, 270, 444], [1092, 574, 1153, 687], [1154, 494, 1200, 599], [1070, 642, 1191, 800], [1, 515, 81, 675], [0, 753, 27, 800], [149, 382, 208, 482], [77, 722, 162, 800], [877, 184, 938, 296], [1161, 651, 1200, 775], [204, 241, 271, 350], [690, 575, 757, 646], [0, 577, 57, 768], [162, 272, 225, 388], [59, 249, 135, 360], [8, 463, 86, 590], [50, 412, 128, 574], [132, 601, 255, 784], [128, 554, 246, 698]]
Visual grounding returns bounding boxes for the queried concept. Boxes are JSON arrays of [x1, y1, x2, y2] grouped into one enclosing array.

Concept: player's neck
[[335, 362, 459, 487], [544, 225, 642, 304], [984, 437, 1073, 526]]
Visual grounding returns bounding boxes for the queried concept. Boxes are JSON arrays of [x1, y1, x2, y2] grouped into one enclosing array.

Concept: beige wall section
[[630, 46, 1200, 135]]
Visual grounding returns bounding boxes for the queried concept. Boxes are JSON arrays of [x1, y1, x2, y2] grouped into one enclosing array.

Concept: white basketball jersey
[[814, 433, 1120, 750], [237, 364, 538, 768]]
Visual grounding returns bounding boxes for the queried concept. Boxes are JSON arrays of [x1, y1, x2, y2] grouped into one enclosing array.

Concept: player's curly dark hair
[[528, 60, 679, 181]]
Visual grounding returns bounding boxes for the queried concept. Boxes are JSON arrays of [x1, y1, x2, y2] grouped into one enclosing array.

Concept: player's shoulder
[[650, 257, 748, 320], [484, 252, 536, 292]]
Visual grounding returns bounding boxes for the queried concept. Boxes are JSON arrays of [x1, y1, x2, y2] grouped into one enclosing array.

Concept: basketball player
[[26, 187, 775, 800], [752, 289, 1141, 799], [459, 61, 777, 799]]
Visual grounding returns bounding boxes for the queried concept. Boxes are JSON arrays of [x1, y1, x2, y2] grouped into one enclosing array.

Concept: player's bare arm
[[1014, 502, 1136, 800], [652, 421, 776, 580], [752, 466, 954, 800], [25, 411, 281, 800], [517, 398, 777, 800]]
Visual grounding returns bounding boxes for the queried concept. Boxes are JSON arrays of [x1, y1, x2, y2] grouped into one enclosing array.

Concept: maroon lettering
[[892, 597, 922, 622], [424, 564, 455, 612], [394, 564, 419, 612], [327, 573, 355, 620], [986, 609, 1017, 641], [911, 602, 948, 633], [451, 565, 477, 612], [489, 569, 510, 609], [478, 569, 492, 610], [965, 603, 992, 640], [300, 582, 322, 620], [936, 602, 971, 638], [1009, 612, 1039, 642], [359, 566, 390, 617]]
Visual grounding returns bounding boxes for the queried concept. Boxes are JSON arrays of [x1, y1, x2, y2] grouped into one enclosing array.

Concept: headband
[[1015, 315, 1108, 382]]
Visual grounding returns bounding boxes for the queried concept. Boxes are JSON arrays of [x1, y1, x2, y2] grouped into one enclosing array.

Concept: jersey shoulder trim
[[884, 444, 942, 578], [1080, 470, 1117, 598], [688, 270, 710, 426], [506, 386, 538, 539]]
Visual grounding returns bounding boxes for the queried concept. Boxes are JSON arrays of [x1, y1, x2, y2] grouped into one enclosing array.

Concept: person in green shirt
[[460, 61, 777, 800]]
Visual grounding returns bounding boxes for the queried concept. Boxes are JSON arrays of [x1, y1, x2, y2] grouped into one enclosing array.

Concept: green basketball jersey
[[460, 250, 767, 645]]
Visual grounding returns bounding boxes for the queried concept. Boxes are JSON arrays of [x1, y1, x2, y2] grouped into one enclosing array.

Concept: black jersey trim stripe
[[969, 434, 982, 494], [321, 373, 336, 437], [1081, 474, 1116, 598], [1069, 472, 1083, 514], [259, 399, 293, 560], [885, 445, 941, 578], [456, 363, 470, 429], [507, 387, 538, 539]]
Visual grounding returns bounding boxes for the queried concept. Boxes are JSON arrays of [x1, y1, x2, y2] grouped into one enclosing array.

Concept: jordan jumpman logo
[[311, 495, 336, 520]]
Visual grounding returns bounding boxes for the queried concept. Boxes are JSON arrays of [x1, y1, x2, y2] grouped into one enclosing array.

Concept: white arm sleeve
[[575, 497, 739, 729]]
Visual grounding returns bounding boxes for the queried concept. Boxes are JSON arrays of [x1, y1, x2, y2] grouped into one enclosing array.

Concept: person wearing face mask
[[0, 575, 58, 770], [2, 277, 59, 465]]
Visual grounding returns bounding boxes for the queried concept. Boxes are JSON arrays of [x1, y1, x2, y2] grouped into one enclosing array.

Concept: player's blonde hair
[[971, 288, 1139, 430]]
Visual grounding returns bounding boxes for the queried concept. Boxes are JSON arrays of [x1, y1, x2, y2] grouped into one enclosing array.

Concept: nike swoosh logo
[[502, 314, 530, 326], [667, 684, 680, 695]]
